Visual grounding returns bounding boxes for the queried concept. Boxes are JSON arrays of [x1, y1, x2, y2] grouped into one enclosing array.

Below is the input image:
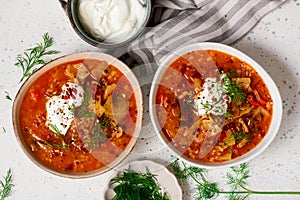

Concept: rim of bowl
[[67, 0, 152, 48], [149, 42, 283, 169], [12, 52, 143, 178]]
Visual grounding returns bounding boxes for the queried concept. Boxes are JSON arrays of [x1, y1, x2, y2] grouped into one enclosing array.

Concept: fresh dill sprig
[[221, 73, 246, 105], [227, 163, 250, 191], [200, 103, 212, 111], [171, 160, 300, 200], [0, 168, 14, 200], [14, 33, 60, 82], [99, 116, 110, 129], [234, 132, 251, 143], [84, 124, 107, 148], [196, 72, 246, 116], [49, 124, 69, 149], [111, 168, 170, 200], [75, 83, 94, 118], [171, 159, 220, 200], [4, 91, 12, 101]]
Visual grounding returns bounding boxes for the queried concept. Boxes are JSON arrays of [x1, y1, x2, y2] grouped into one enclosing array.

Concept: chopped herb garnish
[[111, 168, 170, 200], [223, 133, 236, 147], [200, 103, 212, 110], [50, 143, 68, 149], [99, 116, 110, 129], [49, 124, 69, 149], [195, 72, 246, 116], [179, 104, 195, 126], [84, 124, 107, 148], [2, 127, 6, 134], [4, 91, 12, 101], [14, 33, 60, 82], [0, 168, 14, 200], [225, 111, 234, 120], [234, 132, 251, 143], [81, 84, 92, 107], [222, 73, 246, 105], [75, 83, 94, 118], [85, 131, 107, 148], [225, 70, 239, 79], [77, 112, 95, 118]]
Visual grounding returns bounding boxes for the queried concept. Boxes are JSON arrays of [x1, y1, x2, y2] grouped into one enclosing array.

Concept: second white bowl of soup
[[149, 42, 282, 168]]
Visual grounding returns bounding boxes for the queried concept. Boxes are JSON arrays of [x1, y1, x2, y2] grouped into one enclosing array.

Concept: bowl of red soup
[[149, 42, 282, 168], [13, 52, 143, 178]]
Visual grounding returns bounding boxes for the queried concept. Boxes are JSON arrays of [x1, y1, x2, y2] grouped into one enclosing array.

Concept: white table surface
[[0, 0, 299, 200]]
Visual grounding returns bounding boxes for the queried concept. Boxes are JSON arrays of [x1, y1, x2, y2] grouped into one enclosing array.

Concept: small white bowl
[[13, 52, 143, 178], [149, 42, 282, 168], [103, 160, 182, 199]]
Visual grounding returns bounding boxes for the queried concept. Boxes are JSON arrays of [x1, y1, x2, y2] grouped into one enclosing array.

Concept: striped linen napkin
[[59, 0, 286, 73], [126, 0, 286, 74]]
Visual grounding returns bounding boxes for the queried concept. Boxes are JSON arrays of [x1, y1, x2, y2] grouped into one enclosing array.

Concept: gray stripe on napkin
[[154, 0, 212, 9], [125, 0, 286, 75]]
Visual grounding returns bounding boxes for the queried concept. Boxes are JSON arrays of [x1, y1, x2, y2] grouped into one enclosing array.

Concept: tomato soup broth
[[156, 50, 273, 163], [19, 59, 137, 173]]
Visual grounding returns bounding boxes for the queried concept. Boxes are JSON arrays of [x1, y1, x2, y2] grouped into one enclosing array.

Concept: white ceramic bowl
[[149, 42, 282, 168], [13, 52, 143, 178], [103, 160, 182, 199]]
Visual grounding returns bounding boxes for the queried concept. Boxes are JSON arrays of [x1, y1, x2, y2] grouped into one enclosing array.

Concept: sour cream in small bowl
[[67, 0, 151, 48]]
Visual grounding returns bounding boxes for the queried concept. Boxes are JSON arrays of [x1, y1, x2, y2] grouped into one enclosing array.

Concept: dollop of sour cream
[[46, 83, 84, 135], [78, 0, 147, 43], [195, 76, 228, 116]]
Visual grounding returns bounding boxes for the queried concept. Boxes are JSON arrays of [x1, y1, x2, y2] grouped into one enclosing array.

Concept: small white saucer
[[103, 160, 182, 200]]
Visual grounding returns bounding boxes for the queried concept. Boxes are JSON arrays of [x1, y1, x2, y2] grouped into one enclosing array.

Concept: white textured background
[[0, 0, 299, 199]]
